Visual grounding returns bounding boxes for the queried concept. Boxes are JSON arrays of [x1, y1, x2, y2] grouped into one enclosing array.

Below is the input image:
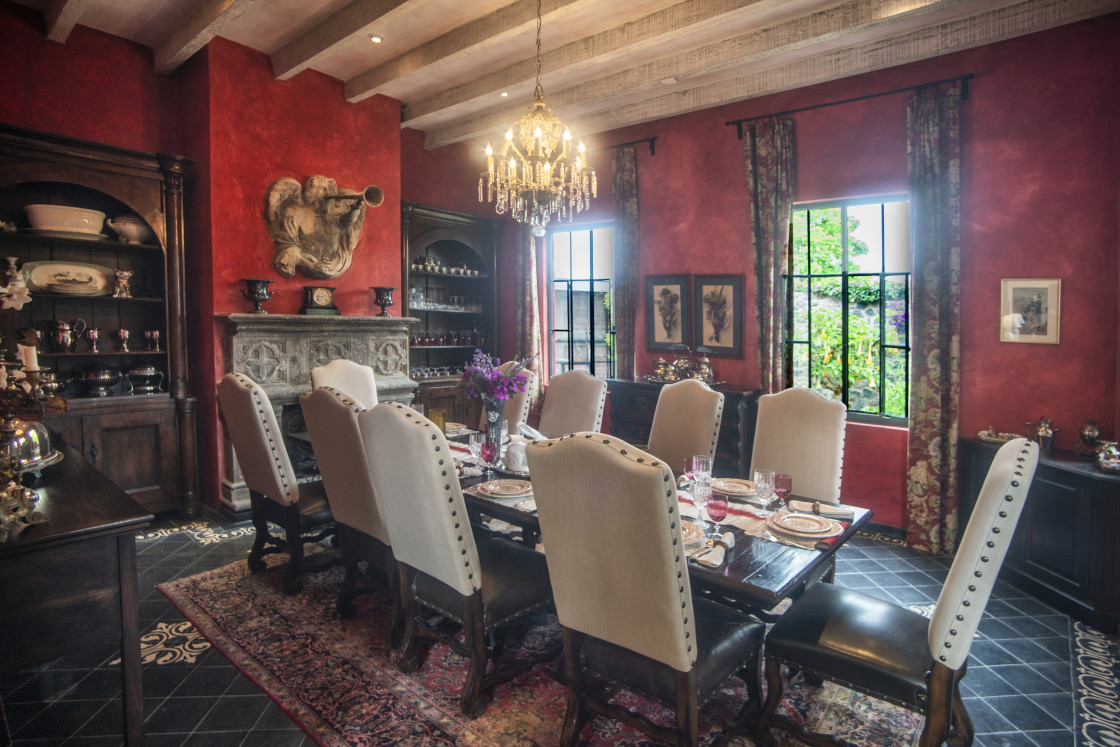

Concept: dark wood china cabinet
[[401, 202, 502, 426], [0, 123, 198, 517]]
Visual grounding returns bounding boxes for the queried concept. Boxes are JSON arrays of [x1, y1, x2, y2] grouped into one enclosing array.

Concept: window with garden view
[[785, 198, 911, 420], [548, 226, 614, 378]]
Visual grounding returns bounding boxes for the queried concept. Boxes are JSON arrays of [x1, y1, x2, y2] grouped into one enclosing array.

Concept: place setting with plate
[[466, 478, 537, 513]]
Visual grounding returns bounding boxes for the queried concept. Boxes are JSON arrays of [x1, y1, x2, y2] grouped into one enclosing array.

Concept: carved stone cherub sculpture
[[265, 175, 371, 279]]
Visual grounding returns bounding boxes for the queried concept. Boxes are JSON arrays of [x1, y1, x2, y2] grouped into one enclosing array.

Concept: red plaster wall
[[0, 2, 165, 152]]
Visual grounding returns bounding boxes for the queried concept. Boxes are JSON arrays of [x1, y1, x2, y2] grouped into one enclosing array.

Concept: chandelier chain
[[478, 0, 596, 237]]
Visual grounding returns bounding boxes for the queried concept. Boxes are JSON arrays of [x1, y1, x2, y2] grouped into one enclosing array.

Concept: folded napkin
[[694, 532, 735, 567], [519, 423, 546, 440], [787, 499, 854, 521]]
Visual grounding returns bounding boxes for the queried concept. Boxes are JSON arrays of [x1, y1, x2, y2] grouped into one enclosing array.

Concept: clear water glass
[[691, 480, 715, 533], [753, 468, 777, 517], [468, 432, 484, 464]]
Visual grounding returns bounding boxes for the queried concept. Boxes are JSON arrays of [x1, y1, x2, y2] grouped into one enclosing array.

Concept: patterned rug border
[[1073, 621, 1120, 746]]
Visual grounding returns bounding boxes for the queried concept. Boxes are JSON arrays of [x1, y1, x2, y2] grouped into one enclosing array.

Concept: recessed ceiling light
[[370, 34, 383, 43], [501, 92, 509, 97]]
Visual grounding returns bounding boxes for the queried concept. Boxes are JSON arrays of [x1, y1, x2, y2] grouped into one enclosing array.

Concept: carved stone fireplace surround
[[217, 313, 417, 516]]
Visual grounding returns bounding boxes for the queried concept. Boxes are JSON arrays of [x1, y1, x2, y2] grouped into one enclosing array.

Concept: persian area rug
[[159, 560, 923, 746]]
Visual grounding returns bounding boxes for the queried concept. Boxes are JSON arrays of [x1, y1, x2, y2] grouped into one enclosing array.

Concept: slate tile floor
[[0, 509, 1106, 746]]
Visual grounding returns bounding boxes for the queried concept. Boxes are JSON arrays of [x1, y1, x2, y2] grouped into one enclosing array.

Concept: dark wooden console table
[[0, 439, 153, 744], [606, 379, 761, 477], [960, 437, 1120, 632]]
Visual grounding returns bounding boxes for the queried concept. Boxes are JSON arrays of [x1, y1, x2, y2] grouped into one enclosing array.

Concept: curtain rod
[[597, 136, 657, 156], [725, 73, 973, 139]]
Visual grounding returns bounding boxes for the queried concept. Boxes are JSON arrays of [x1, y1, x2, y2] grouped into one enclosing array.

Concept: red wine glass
[[774, 473, 792, 509], [479, 440, 499, 466], [707, 493, 728, 523]]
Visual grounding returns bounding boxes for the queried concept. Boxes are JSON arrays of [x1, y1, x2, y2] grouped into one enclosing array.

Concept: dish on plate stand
[[23, 260, 115, 296]]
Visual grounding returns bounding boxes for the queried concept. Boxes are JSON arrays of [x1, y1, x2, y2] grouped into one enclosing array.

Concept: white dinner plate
[[477, 479, 532, 497]]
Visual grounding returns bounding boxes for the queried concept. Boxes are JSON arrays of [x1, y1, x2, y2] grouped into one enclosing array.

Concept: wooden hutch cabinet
[[959, 437, 1120, 632], [0, 124, 198, 517], [606, 378, 761, 477], [401, 202, 502, 426]]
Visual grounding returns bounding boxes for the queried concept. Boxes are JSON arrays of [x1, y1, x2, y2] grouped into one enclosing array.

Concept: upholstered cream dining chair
[[299, 386, 397, 633], [526, 433, 765, 746], [753, 438, 1039, 747], [750, 386, 847, 503], [646, 379, 724, 475], [358, 402, 559, 717], [536, 370, 607, 438], [310, 358, 378, 409], [216, 372, 337, 595]]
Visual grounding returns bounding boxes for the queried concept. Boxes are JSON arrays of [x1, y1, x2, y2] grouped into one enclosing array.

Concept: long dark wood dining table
[[457, 460, 872, 618]]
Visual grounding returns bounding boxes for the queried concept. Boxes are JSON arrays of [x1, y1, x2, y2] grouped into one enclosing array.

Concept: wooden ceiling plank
[[422, 0, 1118, 147], [271, 0, 419, 81], [43, 0, 89, 43], [344, 0, 597, 103], [154, 0, 264, 74], [400, 0, 798, 128]]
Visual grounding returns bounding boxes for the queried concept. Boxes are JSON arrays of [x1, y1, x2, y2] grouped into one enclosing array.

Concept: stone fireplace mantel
[[216, 313, 418, 516]]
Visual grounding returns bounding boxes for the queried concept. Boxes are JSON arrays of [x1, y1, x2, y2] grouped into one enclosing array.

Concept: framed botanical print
[[693, 274, 743, 357], [645, 275, 690, 350], [1000, 278, 1060, 344]]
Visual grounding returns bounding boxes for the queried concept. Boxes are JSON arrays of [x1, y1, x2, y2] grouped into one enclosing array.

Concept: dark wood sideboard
[[606, 379, 761, 477], [0, 438, 153, 744], [959, 437, 1120, 632]]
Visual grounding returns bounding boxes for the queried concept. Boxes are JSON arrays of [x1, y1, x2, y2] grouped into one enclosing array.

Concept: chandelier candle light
[[479, 0, 596, 237]]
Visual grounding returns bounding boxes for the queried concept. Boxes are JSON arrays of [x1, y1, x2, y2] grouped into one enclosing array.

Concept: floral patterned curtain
[[515, 223, 545, 409], [743, 117, 795, 393], [905, 82, 962, 555], [612, 146, 640, 380]]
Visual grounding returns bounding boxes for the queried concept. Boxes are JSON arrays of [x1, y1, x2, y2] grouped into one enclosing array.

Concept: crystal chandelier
[[479, 0, 596, 237]]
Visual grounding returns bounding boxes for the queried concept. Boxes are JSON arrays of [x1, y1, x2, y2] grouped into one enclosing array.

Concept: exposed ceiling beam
[[422, 0, 1114, 147], [43, 0, 88, 43], [344, 0, 598, 103], [154, 0, 263, 74], [401, 0, 802, 131], [271, 0, 417, 81]]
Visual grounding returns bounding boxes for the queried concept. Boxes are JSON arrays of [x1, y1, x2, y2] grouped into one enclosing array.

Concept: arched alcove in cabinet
[[0, 124, 198, 517], [401, 202, 502, 427]]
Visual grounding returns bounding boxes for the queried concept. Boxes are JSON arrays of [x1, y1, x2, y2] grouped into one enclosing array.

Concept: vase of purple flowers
[[459, 350, 529, 459]]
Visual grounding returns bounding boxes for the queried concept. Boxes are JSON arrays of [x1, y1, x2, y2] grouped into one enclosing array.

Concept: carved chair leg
[[949, 672, 974, 747], [281, 504, 305, 595], [560, 628, 589, 747], [395, 566, 424, 673], [919, 661, 964, 747], [674, 669, 699, 746], [752, 657, 786, 744], [247, 491, 271, 572], [459, 592, 490, 718], [723, 649, 763, 741], [386, 559, 404, 651]]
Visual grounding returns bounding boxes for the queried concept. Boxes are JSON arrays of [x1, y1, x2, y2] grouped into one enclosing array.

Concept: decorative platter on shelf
[[976, 428, 1024, 444], [23, 261, 114, 296], [27, 228, 108, 242]]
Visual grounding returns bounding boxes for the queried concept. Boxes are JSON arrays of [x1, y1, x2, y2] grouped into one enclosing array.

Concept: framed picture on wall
[[693, 274, 743, 357], [645, 275, 690, 351], [1000, 278, 1060, 344]]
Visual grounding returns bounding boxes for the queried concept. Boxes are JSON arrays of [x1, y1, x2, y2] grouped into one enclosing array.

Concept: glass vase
[[481, 395, 504, 463]]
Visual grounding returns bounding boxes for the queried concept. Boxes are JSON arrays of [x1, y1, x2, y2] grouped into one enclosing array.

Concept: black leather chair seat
[[764, 582, 932, 709], [411, 537, 553, 629], [295, 480, 333, 525], [581, 597, 765, 704]]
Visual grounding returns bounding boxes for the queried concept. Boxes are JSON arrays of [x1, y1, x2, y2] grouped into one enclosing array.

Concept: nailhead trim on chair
[[709, 392, 725, 459], [231, 372, 292, 496], [552, 431, 693, 655], [934, 441, 1034, 664], [319, 386, 363, 413]]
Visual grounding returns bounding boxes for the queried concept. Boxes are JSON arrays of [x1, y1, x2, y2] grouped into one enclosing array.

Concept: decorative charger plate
[[712, 477, 755, 496], [444, 421, 468, 433], [492, 463, 530, 478], [681, 520, 704, 545], [477, 479, 532, 497], [766, 512, 843, 539], [24, 261, 114, 296]]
